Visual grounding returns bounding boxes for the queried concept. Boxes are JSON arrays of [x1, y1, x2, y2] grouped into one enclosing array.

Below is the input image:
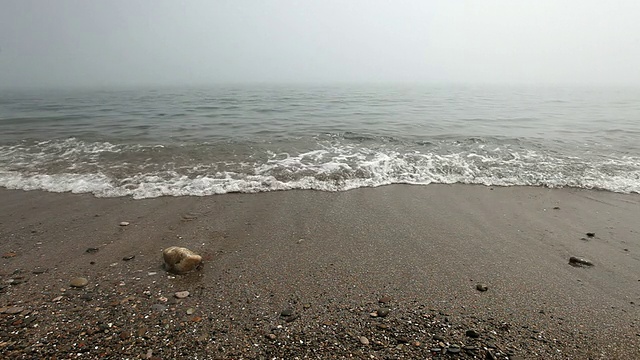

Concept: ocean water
[[0, 85, 639, 199]]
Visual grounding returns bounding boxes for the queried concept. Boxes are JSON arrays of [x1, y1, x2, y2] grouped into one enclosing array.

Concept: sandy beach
[[0, 184, 639, 359]]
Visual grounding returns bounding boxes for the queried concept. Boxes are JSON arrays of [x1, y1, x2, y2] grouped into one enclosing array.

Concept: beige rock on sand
[[162, 246, 202, 274]]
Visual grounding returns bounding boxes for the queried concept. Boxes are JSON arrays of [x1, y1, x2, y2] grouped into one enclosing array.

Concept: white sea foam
[[1, 138, 639, 198]]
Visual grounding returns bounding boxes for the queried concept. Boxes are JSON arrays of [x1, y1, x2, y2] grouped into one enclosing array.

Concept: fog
[[1, 0, 639, 88]]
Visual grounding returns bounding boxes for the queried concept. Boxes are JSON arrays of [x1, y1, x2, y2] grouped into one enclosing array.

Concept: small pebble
[[5, 306, 24, 314], [70, 277, 88, 288], [377, 307, 390, 317], [476, 283, 488, 292], [186, 308, 195, 315], [569, 256, 594, 267], [280, 308, 293, 317], [119, 221, 130, 226], [447, 345, 461, 353], [85, 247, 99, 254], [266, 333, 277, 340], [122, 255, 135, 261], [174, 291, 190, 299], [466, 329, 480, 338], [359, 336, 369, 345], [151, 304, 167, 312], [586, 232, 595, 238], [378, 296, 392, 304]]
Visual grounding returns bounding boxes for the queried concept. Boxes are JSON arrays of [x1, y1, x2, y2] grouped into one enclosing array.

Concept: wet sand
[[0, 185, 639, 359]]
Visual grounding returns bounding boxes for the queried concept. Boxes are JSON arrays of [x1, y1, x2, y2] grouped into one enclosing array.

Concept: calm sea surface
[[0, 85, 639, 198]]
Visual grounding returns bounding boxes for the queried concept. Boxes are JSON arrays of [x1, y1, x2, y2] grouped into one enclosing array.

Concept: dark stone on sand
[[151, 304, 167, 312], [136, 327, 148, 337], [466, 329, 480, 338], [553, 206, 560, 210], [280, 308, 293, 317], [433, 334, 445, 341], [85, 247, 99, 254], [32, 268, 47, 274], [8, 277, 28, 285], [377, 307, 390, 317], [586, 232, 595, 238], [122, 255, 135, 261], [378, 296, 392, 304], [285, 314, 299, 323], [476, 283, 488, 292], [396, 336, 409, 344], [447, 344, 461, 353], [569, 256, 594, 267]]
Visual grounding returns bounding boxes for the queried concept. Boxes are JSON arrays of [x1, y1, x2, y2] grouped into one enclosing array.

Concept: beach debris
[[359, 336, 370, 345], [186, 307, 195, 315], [119, 221, 130, 226], [378, 295, 392, 304], [174, 291, 190, 299], [2, 252, 17, 258], [85, 247, 99, 254], [553, 206, 560, 210], [162, 246, 202, 274], [476, 283, 489, 292], [70, 277, 89, 288], [586, 232, 595, 238], [122, 255, 135, 261], [569, 256, 594, 267]]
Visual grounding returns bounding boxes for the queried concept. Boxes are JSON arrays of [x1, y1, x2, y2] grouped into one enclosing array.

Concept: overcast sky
[[1, 0, 639, 88]]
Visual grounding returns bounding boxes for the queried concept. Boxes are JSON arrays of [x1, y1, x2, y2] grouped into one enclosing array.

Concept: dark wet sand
[[0, 185, 639, 359]]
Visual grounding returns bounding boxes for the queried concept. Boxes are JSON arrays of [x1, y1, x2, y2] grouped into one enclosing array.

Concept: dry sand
[[0, 185, 639, 359]]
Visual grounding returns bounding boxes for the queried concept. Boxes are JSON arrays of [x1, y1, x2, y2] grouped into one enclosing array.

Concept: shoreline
[[1, 185, 639, 359]]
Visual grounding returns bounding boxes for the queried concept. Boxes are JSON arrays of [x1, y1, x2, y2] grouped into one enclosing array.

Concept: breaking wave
[[1, 137, 639, 199]]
